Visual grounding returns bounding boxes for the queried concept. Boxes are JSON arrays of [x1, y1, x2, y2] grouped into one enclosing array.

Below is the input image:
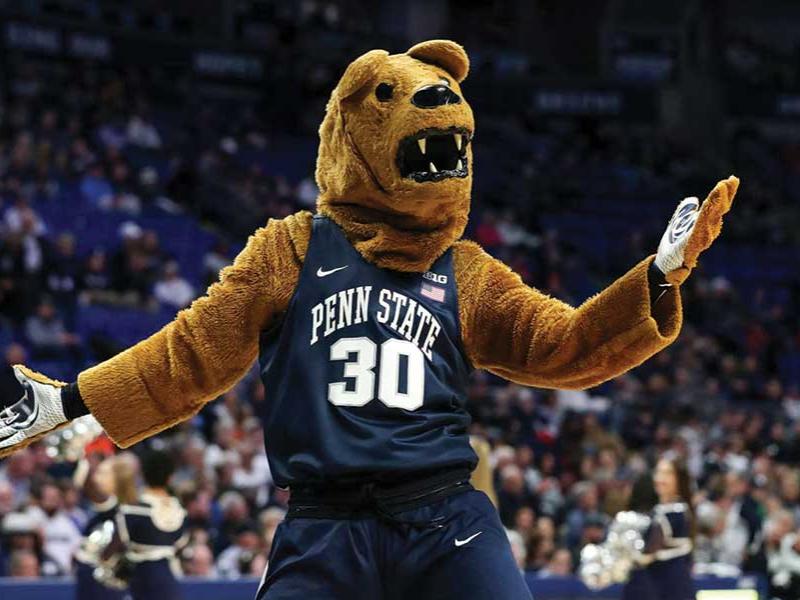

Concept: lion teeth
[[429, 162, 438, 173], [418, 138, 426, 154], [456, 159, 463, 171], [454, 134, 462, 151]]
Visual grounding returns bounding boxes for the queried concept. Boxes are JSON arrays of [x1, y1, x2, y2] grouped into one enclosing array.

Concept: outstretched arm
[[454, 245, 681, 389], [454, 177, 738, 390], [78, 211, 311, 446], [1, 212, 313, 454]]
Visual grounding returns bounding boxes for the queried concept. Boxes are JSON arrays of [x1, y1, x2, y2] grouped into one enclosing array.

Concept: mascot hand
[[0, 365, 67, 452], [655, 175, 739, 285]]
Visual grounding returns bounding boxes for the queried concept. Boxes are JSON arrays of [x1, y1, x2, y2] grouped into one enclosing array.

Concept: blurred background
[[0, 1, 798, 598]]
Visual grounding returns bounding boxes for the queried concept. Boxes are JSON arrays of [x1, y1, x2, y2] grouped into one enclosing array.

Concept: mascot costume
[[0, 41, 738, 599]]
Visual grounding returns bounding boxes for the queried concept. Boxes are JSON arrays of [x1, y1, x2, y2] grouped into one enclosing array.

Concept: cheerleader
[[620, 474, 659, 600], [624, 458, 695, 600], [74, 452, 138, 600], [101, 450, 188, 600]]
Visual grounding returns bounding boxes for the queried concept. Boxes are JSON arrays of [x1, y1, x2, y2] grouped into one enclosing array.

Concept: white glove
[[654, 196, 700, 276], [0, 366, 67, 450]]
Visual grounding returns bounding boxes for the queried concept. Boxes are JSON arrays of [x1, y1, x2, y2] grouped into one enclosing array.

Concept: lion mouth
[[397, 127, 471, 182]]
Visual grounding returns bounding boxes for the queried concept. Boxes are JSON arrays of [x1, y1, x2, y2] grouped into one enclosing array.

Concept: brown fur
[[2, 41, 737, 453], [316, 40, 474, 272], [453, 243, 682, 389]]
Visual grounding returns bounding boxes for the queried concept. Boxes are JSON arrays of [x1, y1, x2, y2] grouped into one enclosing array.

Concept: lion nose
[[411, 84, 461, 109]]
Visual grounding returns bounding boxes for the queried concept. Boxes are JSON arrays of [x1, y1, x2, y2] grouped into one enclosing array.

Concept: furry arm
[[76, 212, 313, 448], [453, 242, 682, 390]]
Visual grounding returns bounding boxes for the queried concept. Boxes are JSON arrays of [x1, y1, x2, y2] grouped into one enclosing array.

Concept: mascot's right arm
[[0, 39, 739, 457]]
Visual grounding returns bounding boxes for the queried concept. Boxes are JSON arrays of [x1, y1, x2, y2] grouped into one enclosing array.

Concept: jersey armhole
[[446, 245, 476, 374]]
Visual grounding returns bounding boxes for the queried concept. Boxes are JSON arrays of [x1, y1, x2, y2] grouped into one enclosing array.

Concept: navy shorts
[[258, 489, 532, 600]]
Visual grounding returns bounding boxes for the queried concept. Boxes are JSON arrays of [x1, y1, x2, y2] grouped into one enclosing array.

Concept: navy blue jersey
[[116, 494, 187, 561], [624, 503, 693, 600], [258, 215, 476, 487]]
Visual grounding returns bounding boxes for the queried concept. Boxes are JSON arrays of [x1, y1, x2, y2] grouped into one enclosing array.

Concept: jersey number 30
[[328, 337, 424, 411]]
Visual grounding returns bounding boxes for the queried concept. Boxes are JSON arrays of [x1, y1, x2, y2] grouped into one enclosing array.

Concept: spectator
[[79, 162, 113, 207], [8, 549, 39, 578], [140, 230, 168, 272], [564, 482, 607, 549], [154, 260, 195, 309], [43, 232, 81, 323], [183, 543, 217, 578], [538, 548, 573, 577], [79, 249, 114, 304], [506, 529, 528, 571], [0, 451, 35, 505], [25, 482, 81, 575], [215, 491, 250, 555], [16, 213, 46, 275], [58, 481, 87, 533], [246, 550, 268, 578], [24, 299, 80, 359], [182, 488, 217, 548], [127, 114, 162, 149], [724, 470, 765, 572], [0, 512, 62, 577], [215, 523, 261, 578], [231, 441, 272, 507], [99, 161, 140, 214], [3, 194, 45, 237], [110, 222, 154, 304], [513, 506, 537, 545], [497, 464, 535, 527], [694, 498, 729, 566], [205, 422, 239, 473], [258, 507, 286, 557]]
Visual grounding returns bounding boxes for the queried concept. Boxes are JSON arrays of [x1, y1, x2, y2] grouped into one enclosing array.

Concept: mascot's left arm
[[0, 212, 313, 456], [453, 176, 738, 389]]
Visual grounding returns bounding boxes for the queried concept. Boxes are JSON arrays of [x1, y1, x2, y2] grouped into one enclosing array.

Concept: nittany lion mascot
[[1, 41, 738, 599]]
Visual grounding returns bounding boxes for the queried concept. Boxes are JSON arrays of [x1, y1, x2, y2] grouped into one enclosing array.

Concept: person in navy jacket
[[74, 452, 138, 600], [623, 458, 695, 600], [101, 450, 187, 600]]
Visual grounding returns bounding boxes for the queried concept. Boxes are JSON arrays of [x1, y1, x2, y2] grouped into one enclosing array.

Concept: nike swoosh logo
[[316, 265, 348, 278], [454, 531, 482, 547]]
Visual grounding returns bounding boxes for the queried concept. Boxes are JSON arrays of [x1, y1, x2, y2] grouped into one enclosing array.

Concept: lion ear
[[406, 40, 469, 82], [336, 49, 389, 100]]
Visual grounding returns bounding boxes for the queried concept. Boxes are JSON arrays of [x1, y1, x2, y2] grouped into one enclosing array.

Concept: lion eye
[[375, 83, 394, 102]]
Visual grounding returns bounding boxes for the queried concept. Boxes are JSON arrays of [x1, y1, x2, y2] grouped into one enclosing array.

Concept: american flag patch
[[420, 282, 446, 302]]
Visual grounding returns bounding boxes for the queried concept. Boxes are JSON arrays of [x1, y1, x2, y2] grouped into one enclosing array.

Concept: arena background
[[0, 0, 798, 598]]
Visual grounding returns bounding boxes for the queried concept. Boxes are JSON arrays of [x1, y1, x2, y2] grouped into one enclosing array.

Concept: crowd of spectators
[[0, 51, 330, 580], [1, 20, 800, 600]]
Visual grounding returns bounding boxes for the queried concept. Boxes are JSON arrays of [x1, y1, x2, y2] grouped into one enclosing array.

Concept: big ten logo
[[423, 271, 448, 285]]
